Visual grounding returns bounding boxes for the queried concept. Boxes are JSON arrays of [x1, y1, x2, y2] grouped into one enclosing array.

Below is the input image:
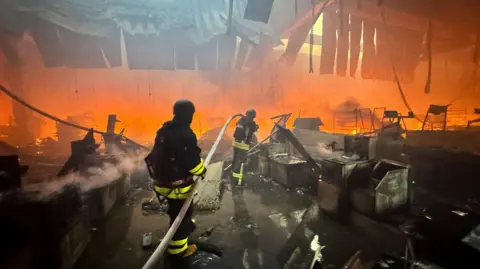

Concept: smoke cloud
[[315, 142, 334, 156], [24, 148, 148, 198]]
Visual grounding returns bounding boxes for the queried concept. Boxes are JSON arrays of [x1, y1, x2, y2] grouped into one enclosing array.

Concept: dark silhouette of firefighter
[[231, 109, 258, 186], [145, 100, 207, 263]]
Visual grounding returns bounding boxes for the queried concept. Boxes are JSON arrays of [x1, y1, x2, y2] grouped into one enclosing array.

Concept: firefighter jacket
[[233, 116, 258, 148], [146, 120, 206, 191]]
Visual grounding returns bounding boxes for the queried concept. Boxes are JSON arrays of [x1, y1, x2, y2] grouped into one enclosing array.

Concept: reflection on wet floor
[[73, 174, 312, 269], [231, 185, 262, 269]]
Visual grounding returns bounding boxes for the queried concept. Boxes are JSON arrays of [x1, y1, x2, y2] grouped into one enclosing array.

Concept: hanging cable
[[450, 9, 480, 104], [379, 5, 423, 123], [339, 0, 345, 37], [474, 20, 480, 97], [474, 22, 480, 65], [0, 84, 150, 150], [227, 0, 234, 35], [309, 0, 315, 73], [424, 10, 433, 94], [295, 0, 298, 17]]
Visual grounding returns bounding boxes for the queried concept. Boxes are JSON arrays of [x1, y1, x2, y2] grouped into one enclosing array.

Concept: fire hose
[[0, 84, 150, 150], [141, 113, 243, 269]]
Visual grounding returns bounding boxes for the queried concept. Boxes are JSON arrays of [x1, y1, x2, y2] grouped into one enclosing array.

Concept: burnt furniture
[[318, 158, 374, 221], [293, 117, 324, 131], [467, 108, 480, 128], [0, 155, 28, 192], [269, 155, 310, 188], [318, 158, 410, 221]]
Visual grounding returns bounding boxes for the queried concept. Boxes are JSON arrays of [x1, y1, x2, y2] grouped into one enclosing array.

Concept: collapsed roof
[[0, 0, 284, 70], [0, 0, 479, 74]]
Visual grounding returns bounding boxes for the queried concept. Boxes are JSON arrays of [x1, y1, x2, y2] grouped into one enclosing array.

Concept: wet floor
[[74, 174, 313, 269]]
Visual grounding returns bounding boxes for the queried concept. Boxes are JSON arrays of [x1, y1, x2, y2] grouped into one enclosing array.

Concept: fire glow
[[1, 43, 479, 145]]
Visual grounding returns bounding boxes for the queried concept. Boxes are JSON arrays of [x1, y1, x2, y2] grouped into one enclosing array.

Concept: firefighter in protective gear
[[145, 99, 207, 261], [231, 109, 258, 186]]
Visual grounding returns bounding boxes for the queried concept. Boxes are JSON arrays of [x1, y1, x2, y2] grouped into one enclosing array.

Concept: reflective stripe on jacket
[[154, 184, 193, 199], [233, 140, 250, 150]]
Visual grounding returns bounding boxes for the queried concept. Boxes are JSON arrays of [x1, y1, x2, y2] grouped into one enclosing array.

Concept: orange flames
[[1, 42, 479, 146]]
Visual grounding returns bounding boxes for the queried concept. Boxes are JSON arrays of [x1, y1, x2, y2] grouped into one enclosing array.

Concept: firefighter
[[231, 109, 258, 186], [145, 99, 207, 262]]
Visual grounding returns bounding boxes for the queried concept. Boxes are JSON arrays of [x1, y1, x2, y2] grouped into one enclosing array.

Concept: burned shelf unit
[[318, 157, 374, 221], [350, 159, 411, 216]]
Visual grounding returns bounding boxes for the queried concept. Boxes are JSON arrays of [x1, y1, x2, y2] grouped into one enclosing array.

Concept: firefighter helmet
[[246, 109, 256, 119], [173, 99, 195, 116]]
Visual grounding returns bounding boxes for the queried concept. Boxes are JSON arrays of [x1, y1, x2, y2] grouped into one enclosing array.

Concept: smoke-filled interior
[[2, 1, 480, 269], [1, 37, 479, 147]]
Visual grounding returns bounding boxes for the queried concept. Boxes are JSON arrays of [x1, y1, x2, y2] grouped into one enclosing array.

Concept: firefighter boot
[[183, 244, 198, 257]]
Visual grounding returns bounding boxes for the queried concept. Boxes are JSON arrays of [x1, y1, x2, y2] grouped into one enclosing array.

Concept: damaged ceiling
[[0, 0, 279, 70], [279, 0, 480, 83], [0, 0, 479, 76]]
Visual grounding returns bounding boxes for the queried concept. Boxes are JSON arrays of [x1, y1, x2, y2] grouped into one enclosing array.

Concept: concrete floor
[[74, 174, 314, 269]]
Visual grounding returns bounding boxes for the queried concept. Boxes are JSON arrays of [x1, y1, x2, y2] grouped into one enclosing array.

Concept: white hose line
[[141, 114, 243, 269]]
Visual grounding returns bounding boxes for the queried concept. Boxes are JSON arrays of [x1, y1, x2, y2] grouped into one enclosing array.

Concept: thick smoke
[[333, 97, 361, 114], [24, 148, 148, 198], [315, 142, 334, 156]]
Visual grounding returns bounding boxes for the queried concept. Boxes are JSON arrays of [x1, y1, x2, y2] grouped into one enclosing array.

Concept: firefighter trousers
[[166, 198, 195, 256], [154, 186, 196, 258], [231, 147, 248, 186]]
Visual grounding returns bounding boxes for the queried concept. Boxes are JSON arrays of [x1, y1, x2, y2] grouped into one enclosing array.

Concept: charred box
[[350, 159, 410, 216], [269, 155, 311, 188], [318, 158, 374, 221]]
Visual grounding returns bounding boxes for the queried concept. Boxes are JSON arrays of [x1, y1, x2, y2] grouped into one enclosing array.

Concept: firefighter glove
[[199, 166, 207, 180]]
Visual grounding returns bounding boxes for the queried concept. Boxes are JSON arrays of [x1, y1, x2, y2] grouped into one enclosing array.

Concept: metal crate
[[269, 155, 310, 188], [318, 158, 374, 220], [350, 159, 410, 216]]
